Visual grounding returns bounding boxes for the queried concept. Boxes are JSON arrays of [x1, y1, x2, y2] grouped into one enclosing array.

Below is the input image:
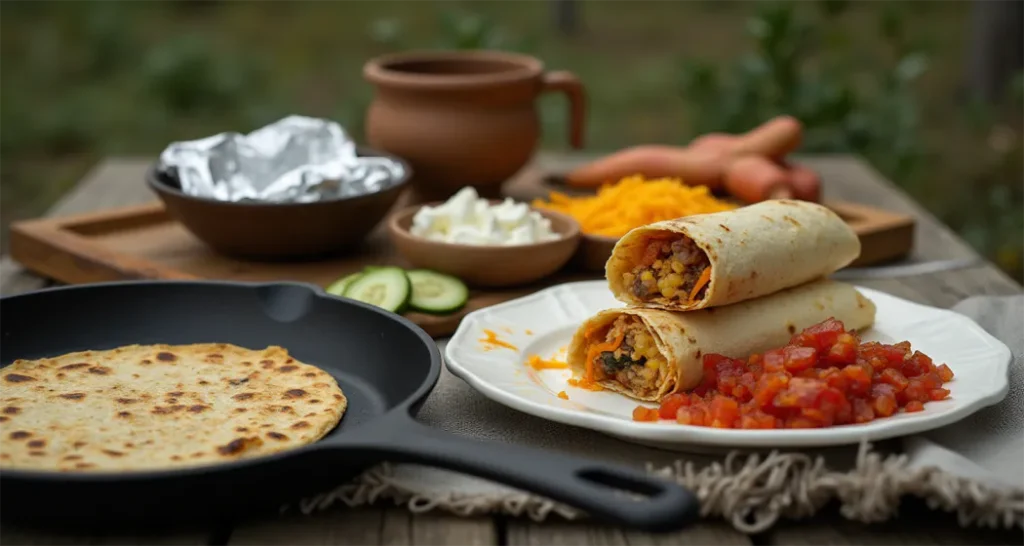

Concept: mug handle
[[542, 71, 587, 149]]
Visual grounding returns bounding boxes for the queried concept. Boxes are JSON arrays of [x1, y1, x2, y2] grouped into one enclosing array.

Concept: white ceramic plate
[[444, 281, 1012, 449]]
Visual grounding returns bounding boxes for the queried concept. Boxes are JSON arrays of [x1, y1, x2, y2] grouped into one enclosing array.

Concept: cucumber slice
[[406, 269, 469, 314], [343, 267, 411, 313], [325, 272, 363, 296]]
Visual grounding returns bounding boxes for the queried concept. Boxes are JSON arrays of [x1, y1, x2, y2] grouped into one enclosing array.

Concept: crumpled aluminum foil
[[157, 115, 406, 203]]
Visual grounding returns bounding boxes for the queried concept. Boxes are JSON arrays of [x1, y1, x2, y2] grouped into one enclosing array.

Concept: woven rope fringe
[[295, 441, 1024, 533]]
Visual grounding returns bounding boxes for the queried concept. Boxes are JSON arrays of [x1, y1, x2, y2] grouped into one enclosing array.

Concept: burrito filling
[[621, 236, 711, 304], [585, 315, 667, 398]]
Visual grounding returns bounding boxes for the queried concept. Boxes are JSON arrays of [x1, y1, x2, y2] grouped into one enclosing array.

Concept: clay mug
[[362, 49, 586, 202]]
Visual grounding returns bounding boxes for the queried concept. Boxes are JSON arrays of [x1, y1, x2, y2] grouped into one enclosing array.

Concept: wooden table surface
[[1, 153, 1021, 546]]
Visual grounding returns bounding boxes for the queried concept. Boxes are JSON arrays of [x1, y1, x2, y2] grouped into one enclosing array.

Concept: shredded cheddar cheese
[[479, 329, 518, 351], [557, 391, 569, 400], [532, 175, 738, 238], [527, 355, 569, 370], [568, 377, 604, 391]]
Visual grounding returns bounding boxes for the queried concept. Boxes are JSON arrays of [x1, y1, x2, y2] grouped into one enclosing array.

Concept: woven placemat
[[297, 295, 1024, 533]]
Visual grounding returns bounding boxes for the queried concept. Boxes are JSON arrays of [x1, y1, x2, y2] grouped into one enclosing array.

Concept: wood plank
[[227, 507, 496, 545], [763, 501, 1023, 545], [505, 520, 753, 546], [0, 524, 219, 545]]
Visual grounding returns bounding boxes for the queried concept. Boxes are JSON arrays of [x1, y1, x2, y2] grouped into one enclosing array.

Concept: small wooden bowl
[[147, 147, 410, 261], [387, 202, 581, 287]]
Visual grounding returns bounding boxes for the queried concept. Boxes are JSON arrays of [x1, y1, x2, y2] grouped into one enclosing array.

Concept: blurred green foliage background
[[1, 1, 1021, 281]]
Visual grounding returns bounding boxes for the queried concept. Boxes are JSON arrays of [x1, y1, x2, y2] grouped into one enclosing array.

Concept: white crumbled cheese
[[410, 186, 561, 246]]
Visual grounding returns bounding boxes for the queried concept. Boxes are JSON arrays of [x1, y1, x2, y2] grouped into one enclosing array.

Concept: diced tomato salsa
[[632, 318, 954, 429]]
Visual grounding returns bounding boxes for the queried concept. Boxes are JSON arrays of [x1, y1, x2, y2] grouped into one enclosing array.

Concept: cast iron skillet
[[0, 281, 700, 533]]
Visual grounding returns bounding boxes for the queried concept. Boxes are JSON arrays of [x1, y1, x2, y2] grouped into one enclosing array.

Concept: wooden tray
[[9, 169, 914, 338]]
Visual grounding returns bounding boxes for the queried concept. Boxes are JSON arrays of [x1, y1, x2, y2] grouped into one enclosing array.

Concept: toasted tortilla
[[0, 343, 346, 472], [606, 200, 861, 311], [568, 279, 877, 401]]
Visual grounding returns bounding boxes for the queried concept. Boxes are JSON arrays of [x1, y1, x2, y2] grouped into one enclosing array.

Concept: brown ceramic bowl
[[575, 233, 620, 273], [387, 201, 581, 287], [147, 147, 410, 261]]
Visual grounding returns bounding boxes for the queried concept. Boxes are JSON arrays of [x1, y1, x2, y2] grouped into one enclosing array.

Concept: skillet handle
[[346, 417, 700, 533]]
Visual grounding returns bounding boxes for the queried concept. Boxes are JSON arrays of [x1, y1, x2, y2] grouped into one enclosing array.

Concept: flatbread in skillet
[[0, 343, 346, 472]]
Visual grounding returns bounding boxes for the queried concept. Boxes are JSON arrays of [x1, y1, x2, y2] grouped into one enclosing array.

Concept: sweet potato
[[723, 156, 793, 203]]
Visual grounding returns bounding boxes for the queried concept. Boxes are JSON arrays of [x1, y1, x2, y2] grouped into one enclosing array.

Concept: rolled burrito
[[567, 279, 876, 401], [606, 199, 860, 311]]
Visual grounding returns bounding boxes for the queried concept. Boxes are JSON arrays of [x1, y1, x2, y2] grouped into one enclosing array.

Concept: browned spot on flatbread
[[57, 373, 66, 379], [0, 416, 8, 422], [207, 353, 223, 359], [59, 393, 86, 400], [788, 324, 797, 334], [761, 215, 774, 222], [29, 451, 46, 456], [783, 215, 801, 226], [267, 432, 289, 441], [217, 437, 263, 456], [718, 224, 731, 232], [63, 454, 83, 461], [102, 450, 125, 457], [308, 399, 321, 404], [236, 427, 249, 432], [60, 363, 90, 370], [115, 411, 131, 419], [171, 455, 182, 461], [88, 366, 111, 375], [304, 412, 317, 417], [278, 365, 298, 373], [260, 359, 275, 369], [152, 405, 186, 415], [4, 373, 35, 383], [234, 407, 247, 413], [73, 441, 86, 448], [168, 391, 184, 397], [156, 352, 177, 362], [27, 439, 46, 448], [2, 406, 20, 415], [333, 394, 343, 400], [75, 463, 95, 469], [140, 359, 152, 365], [291, 421, 311, 430], [116, 398, 138, 404], [188, 405, 209, 413], [9, 431, 31, 440], [233, 392, 254, 401], [283, 389, 306, 399]]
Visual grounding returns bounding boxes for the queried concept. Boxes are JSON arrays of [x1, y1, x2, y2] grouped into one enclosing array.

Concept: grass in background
[[1, 0, 1020, 281]]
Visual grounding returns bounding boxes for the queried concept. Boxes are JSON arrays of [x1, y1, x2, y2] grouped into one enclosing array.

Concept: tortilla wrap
[[606, 200, 860, 311], [568, 279, 876, 401]]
